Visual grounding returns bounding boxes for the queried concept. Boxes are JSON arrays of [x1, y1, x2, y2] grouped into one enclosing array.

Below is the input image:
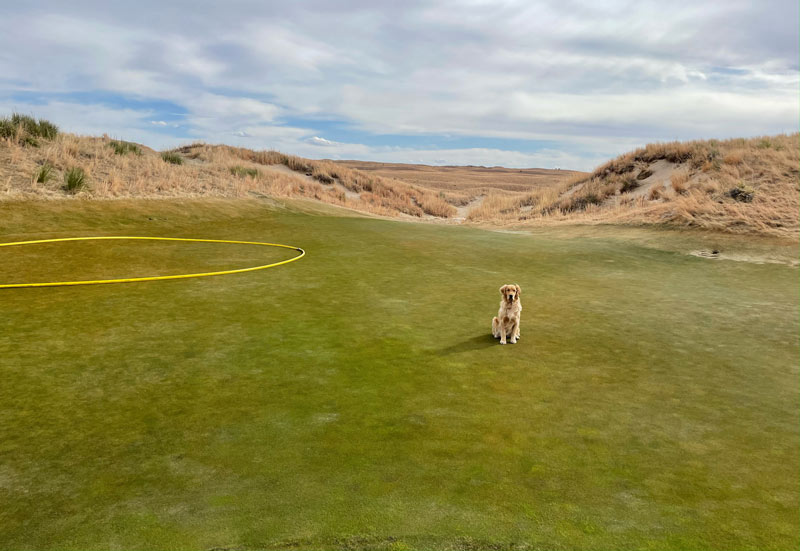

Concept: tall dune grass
[[1, 130, 796, 237]]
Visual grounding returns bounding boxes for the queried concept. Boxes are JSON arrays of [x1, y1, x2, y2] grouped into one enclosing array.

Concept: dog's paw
[[510, 338, 517, 344], [500, 340, 507, 345]]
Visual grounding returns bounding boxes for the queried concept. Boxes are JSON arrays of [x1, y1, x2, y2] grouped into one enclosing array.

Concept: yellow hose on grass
[[0, 236, 305, 289]]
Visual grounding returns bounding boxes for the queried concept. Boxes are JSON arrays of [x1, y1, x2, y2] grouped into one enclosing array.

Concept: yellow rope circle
[[0, 236, 305, 289]]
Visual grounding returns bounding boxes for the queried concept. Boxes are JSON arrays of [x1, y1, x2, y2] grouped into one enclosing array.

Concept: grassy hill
[[1, 114, 797, 237], [545, 135, 800, 237]]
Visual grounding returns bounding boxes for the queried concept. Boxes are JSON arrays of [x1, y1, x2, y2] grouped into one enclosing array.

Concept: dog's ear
[[499, 285, 506, 295], [515, 284, 521, 297]]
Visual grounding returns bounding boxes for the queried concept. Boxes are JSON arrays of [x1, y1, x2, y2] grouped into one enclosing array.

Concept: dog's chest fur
[[498, 299, 521, 324]]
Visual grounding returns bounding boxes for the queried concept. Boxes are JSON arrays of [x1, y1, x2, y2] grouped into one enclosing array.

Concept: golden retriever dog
[[492, 284, 521, 344]]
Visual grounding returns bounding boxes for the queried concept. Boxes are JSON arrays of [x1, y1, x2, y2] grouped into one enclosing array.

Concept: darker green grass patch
[[0, 112, 59, 142], [161, 151, 184, 165], [36, 118, 59, 140], [230, 165, 260, 178], [0, 117, 15, 139], [109, 140, 142, 155], [34, 163, 54, 184], [62, 167, 87, 193]]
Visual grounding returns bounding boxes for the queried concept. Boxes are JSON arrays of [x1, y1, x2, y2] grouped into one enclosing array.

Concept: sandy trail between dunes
[[454, 195, 485, 221]]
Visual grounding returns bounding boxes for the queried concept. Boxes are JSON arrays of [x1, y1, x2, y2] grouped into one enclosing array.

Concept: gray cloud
[[1, 0, 796, 170]]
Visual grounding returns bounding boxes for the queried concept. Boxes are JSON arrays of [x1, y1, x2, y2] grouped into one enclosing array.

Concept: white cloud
[[306, 136, 336, 146], [281, 136, 612, 171], [227, 23, 343, 73], [0, 1, 796, 169], [162, 36, 226, 81]]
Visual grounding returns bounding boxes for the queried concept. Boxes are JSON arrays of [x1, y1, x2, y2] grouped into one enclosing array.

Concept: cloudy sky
[[1, 1, 797, 170]]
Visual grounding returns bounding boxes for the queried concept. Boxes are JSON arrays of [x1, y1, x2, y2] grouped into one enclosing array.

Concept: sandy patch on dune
[[631, 160, 683, 196]]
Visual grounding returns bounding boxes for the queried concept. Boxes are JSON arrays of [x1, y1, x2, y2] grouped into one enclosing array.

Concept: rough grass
[[109, 140, 142, 156], [34, 163, 54, 184], [62, 167, 87, 194], [1, 130, 797, 236], [338, 160, 584, 193], [0, 136, 456, 219], [466, 192, 519, 220], [0, 113, 59, 144], [184, 145, 458, 218], [620, 177, 640, 193], [161, 151, 184, 165], [230, 166, 260, 178], [670, 170, 690, 194], [518, 134, 800, 237], [0, 199, 797, 550]]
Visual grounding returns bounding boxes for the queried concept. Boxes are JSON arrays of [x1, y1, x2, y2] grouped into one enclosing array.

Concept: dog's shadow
[[437, 334, 498, 356]]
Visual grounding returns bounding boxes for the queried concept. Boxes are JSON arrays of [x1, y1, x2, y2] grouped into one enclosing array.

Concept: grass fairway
[[1, 200, 797, 550]]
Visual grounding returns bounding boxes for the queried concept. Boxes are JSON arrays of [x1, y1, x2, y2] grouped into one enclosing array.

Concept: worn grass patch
[[0, 199, 797, 550]]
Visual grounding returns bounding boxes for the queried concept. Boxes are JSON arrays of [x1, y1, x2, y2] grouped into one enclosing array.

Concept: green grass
[[0, 199, 797, 550], [62, 167, 87, 193], [35, 163, 54, 184], [21, 134, 40, 147], [230, 165, 260, 178], [36, 118, 59, 140], [0, 112, 58, 141], [0, 118, 14, 139], [109, 140, 142, 155], [161, 151, 184, 165]]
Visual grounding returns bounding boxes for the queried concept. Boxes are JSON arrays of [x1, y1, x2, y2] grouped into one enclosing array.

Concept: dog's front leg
[[515, 319, 521, 340], [499, 323, 507, 345], [509, 320, 518, 344]]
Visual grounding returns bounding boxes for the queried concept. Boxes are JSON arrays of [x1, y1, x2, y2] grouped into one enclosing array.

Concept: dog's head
[[499, 284, 521, 303]]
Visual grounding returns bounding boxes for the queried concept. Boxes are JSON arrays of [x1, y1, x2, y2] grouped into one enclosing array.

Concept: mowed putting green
[[0, 200, 797, 550]]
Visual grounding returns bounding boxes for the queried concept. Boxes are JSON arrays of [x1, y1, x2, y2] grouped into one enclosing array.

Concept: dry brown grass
[[465, 177, 581, 222], [337, 160, 584, 195], [458, 133, 799, 238], [466, 193, 519, 221], [649, 184, 665, 200], [0, 135, 459, 219], [532, 134, 799, 238], [670, 170, 690, 194], [2, 131, 796, 237], [723, 150, 744, 165]]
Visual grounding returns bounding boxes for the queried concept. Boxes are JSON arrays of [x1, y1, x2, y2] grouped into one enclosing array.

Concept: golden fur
[[492, 284, 522, 344]]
